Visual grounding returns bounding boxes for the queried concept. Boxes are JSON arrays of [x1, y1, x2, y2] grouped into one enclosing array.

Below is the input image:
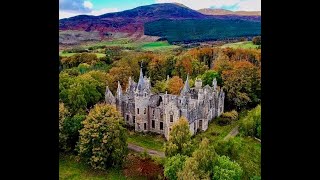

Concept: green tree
[[164, 154, 188, 180], [165, 116, 192, 157], [177, 157, 209, 180], [212, 155, 243, 180], [59, 102, 70, 151], [239, 105, 261, 138], [200, 70, 221, 87], [192, 138, 217, 174], [78, 104, 128, 170], [152, 80, 167, 94], [63, 113, 86, 150]]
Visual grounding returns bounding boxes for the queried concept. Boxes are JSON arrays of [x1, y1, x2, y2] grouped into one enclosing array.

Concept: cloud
[[155, 0, 261, 11], [59, 8, 119, 19], [90, 8, 119, 16], [59, 0, 119, 19], [59, 0, 91, 13], [83, 1, 93, 9]]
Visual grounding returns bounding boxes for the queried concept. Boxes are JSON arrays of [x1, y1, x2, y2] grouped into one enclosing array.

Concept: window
[[153, 109, 155, 114], [126, 115, 129, 121], [126, 103, 128, 108], [144, 123, 146, 130], [137, 108, 139, 114], [144, 108, 146, 114], [170, 115, 173, 122], [160, 114, 163, 120], [152, 120, 155, 128], [133, 116, 135, 123], [160, 122, 163, 130]]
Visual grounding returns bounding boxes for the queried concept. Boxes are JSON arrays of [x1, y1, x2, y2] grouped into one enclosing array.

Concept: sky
[[59, 0, 261, 19]]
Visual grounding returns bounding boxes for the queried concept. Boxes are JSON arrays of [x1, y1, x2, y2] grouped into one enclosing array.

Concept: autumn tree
[[222, 61, 261, 110], [252, 36, 261, 45], [165, 116, 192, 157], [78, 104, 128, 170], [148, 55, 167, 83], [167, 76, 184, 95], [212, 155, 243, 180], [164, 154, 188, 180]]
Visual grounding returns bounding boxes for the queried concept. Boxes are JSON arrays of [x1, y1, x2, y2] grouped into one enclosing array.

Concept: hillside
[[198, 8, 261, 16], [145, 18, 261, 43], [59, 3, 260, 43]]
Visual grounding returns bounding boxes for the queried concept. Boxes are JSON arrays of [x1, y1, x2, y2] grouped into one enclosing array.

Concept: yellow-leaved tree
[[78, 103, 128, 170], [165, 116, 192, 157]]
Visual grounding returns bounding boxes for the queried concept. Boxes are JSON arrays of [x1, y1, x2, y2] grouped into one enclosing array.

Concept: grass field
[[221, 41, 260, 49], [127, 130, 165, 152], [59, 52, 106, 58], [140, 41, 180, 51], [59, 154, 127, 180]]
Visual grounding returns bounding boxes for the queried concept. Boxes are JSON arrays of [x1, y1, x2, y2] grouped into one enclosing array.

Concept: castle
[[105, 67, 225, 139]]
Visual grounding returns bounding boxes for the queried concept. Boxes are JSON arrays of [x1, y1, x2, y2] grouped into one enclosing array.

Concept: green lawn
[[59, 154, 127, 180], [140, 41, 179, 51], [127, 131, 165, 152], [59, 52, 106, 58], [221, 41, 260, 49]]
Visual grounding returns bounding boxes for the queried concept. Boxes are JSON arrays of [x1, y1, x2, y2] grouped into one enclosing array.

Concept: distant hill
[[59, 3, 261, 43], [198, 8, 261, 16], [145, 18, 261, 43]]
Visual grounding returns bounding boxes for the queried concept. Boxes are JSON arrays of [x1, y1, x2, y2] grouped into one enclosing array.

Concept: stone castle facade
[[105, 67, 225, 139]]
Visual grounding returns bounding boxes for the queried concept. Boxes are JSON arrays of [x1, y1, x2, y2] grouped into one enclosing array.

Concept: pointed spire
[[136, 65, 145, 92], [181, 74, 190, 95], [105, 86, 115, 104], [116, 81, 122, 97]]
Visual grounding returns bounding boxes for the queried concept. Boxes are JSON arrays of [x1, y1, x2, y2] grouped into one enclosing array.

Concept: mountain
[[59, 3, 261, 42], [198, 8, 261, 16]]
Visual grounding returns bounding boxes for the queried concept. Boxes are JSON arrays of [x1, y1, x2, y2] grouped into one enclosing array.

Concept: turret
[[180, 75, 190, 96], [134, 65, 150, 132], [195, 78, 202, 89], [105, 86, 115, 105], [116, 81, 123, 113]]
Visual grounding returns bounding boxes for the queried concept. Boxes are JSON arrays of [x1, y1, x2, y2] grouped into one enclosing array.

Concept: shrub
[[139, 149, 151, 160], [221, 110, 239, 120], [78, 104, 128, 170]]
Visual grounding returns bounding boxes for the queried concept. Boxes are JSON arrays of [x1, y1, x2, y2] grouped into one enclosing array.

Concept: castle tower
[[134, 66, 150, 132], [105, 86, 115, 105], [195, 78, 202, 89]]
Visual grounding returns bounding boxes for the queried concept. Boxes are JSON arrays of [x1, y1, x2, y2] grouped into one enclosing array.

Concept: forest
[[144, 19, 261, 43], [59, 38, 261, 180]]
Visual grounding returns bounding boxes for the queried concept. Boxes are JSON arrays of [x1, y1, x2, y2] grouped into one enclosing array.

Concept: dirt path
[[128, 143, 165, 158], [223, 125, 239, 141]]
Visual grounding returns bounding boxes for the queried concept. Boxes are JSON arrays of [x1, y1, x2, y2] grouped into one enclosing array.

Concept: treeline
[[145, 18, 261, 43], [59, 46, 261, 112]]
